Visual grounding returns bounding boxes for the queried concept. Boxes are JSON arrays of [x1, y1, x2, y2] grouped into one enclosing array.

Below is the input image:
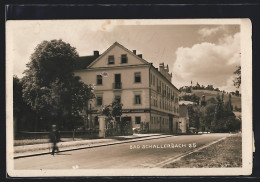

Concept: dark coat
[[49, 130, 60, 143]]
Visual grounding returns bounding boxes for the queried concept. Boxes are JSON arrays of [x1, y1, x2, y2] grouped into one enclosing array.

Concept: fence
[[15, 129, 99, 141]]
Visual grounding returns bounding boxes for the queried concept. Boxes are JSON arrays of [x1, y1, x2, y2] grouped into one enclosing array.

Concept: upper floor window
[[108, 55, 115, 64], [135, 95, 141, 104], [135, 72, 141, 83], [96, 96, 103, 106], [96, 75, 102, 85], [121, 54, 128, 64]]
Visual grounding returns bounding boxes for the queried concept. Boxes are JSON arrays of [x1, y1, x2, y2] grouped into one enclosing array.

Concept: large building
[[74, 42, 180, 133]]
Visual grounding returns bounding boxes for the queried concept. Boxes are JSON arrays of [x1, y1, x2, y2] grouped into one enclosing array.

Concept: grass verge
[[164, 133, 242, 168]]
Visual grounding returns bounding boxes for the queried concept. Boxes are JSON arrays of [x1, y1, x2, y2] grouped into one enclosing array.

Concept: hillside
[[180, 89, 241, 109]]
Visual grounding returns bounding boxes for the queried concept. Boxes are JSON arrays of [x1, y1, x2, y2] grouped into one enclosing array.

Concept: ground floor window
[[96, 96, 103, 106], [135, 116, 141, 124]]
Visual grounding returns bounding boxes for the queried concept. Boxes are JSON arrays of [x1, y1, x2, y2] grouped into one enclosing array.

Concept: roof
[[87, 41, 150, 68], [150, 64, 180, 93], [179, 105, 188, 117], [74, 55, 97, 70]]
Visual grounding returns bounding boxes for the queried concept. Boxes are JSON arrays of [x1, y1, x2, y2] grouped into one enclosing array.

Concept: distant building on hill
[[179, 100, 196, 106]]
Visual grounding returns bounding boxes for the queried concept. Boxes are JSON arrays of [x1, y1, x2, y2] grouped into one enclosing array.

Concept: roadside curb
[[14, 135, 173, 159]]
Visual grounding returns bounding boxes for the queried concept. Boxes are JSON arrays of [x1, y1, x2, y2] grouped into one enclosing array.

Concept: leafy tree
[[111, 100, 123, 119], [204, 105, 213, 131], [187, 105, 200, 133], [101, 100, 123, 135], [22, 39, 94, 131], [13, 76, 37, 134], [233, 66, 241, 88], [207, 97, 217, 104]]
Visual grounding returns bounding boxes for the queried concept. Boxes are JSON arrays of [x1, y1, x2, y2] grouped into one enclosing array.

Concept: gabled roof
[[87, 42, 150, 68], [74, 55, 97, 70], [179, 105, 188, 117]]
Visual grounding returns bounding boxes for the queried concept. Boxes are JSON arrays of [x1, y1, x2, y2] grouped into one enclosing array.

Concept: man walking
[[49, 125, 60, 155]]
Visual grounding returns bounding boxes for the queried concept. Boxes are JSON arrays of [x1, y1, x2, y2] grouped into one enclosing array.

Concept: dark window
[[108, 55, 115, 64], [97, 75, 102, 85], [97, 97, 103, 106], [115, 96, 121, 103], [121, 54, 128, 63], [135, 117, 141, 124], [135, 72, 141, 83], [135, 95, 141, 104]]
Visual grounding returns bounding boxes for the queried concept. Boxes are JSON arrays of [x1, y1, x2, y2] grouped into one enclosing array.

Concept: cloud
[[198, 26, 227, 37], [173, 32, 240, 92], [85, 20, 125, 32]]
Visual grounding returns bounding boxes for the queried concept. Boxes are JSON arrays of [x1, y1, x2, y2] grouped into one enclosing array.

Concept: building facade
[[74, 42, 180, 133], [178, 105, 189, 133]]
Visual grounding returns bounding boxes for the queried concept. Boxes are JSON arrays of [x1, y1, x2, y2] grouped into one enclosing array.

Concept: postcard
[[6, 19, 252, 176]]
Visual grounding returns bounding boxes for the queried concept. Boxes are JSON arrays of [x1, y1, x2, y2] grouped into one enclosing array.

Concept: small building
[[178, 105, 189, 133], [179, 100, 195, 106]]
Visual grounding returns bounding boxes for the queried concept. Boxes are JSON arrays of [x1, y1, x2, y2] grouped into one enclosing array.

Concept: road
[[14, 133, 230, 169]]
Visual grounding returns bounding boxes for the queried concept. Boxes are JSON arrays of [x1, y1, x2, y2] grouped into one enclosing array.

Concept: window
[[115, 95, 121, 103], [96, 97, 103, 106], [108, 55, 115, 64], [150, 74, 152, 84], [135, 95, 141, 104], [135, 117, 141, 124], [153, 75, 155, 86], [96, 75, 102, 85], [121, 54, 128, 63], [135, 72, 141, 83]]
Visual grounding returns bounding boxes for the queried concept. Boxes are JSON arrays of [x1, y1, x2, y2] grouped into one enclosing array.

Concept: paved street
[[14, 133, 230, 169]]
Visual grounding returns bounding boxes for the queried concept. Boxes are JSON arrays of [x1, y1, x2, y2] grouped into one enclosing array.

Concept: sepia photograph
[[6, 19, 252, 176]]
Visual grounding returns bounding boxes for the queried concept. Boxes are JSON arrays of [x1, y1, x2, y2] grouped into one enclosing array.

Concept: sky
[[7, 20, 241, 92]]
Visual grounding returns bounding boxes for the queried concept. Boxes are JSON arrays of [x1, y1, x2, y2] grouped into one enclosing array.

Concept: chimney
[[166, 64, 169, 72], [159, 62, 164, 71], [94, 50, 99, 58], [133, 50, 136, 54], [137, 54, 142, 58]]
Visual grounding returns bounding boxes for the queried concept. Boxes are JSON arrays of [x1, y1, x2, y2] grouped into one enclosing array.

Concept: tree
[[101, 100, 123, 135], [111, 100, 123, 119], [22, 39, 94, 131], [187, 105, 200, 133], [233, 66, 241, 88], [13, 76, 37, 134], [203, 104, 216, 132]]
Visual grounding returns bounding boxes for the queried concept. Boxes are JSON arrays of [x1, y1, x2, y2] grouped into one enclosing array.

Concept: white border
[[6, 19, 252, 177]]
